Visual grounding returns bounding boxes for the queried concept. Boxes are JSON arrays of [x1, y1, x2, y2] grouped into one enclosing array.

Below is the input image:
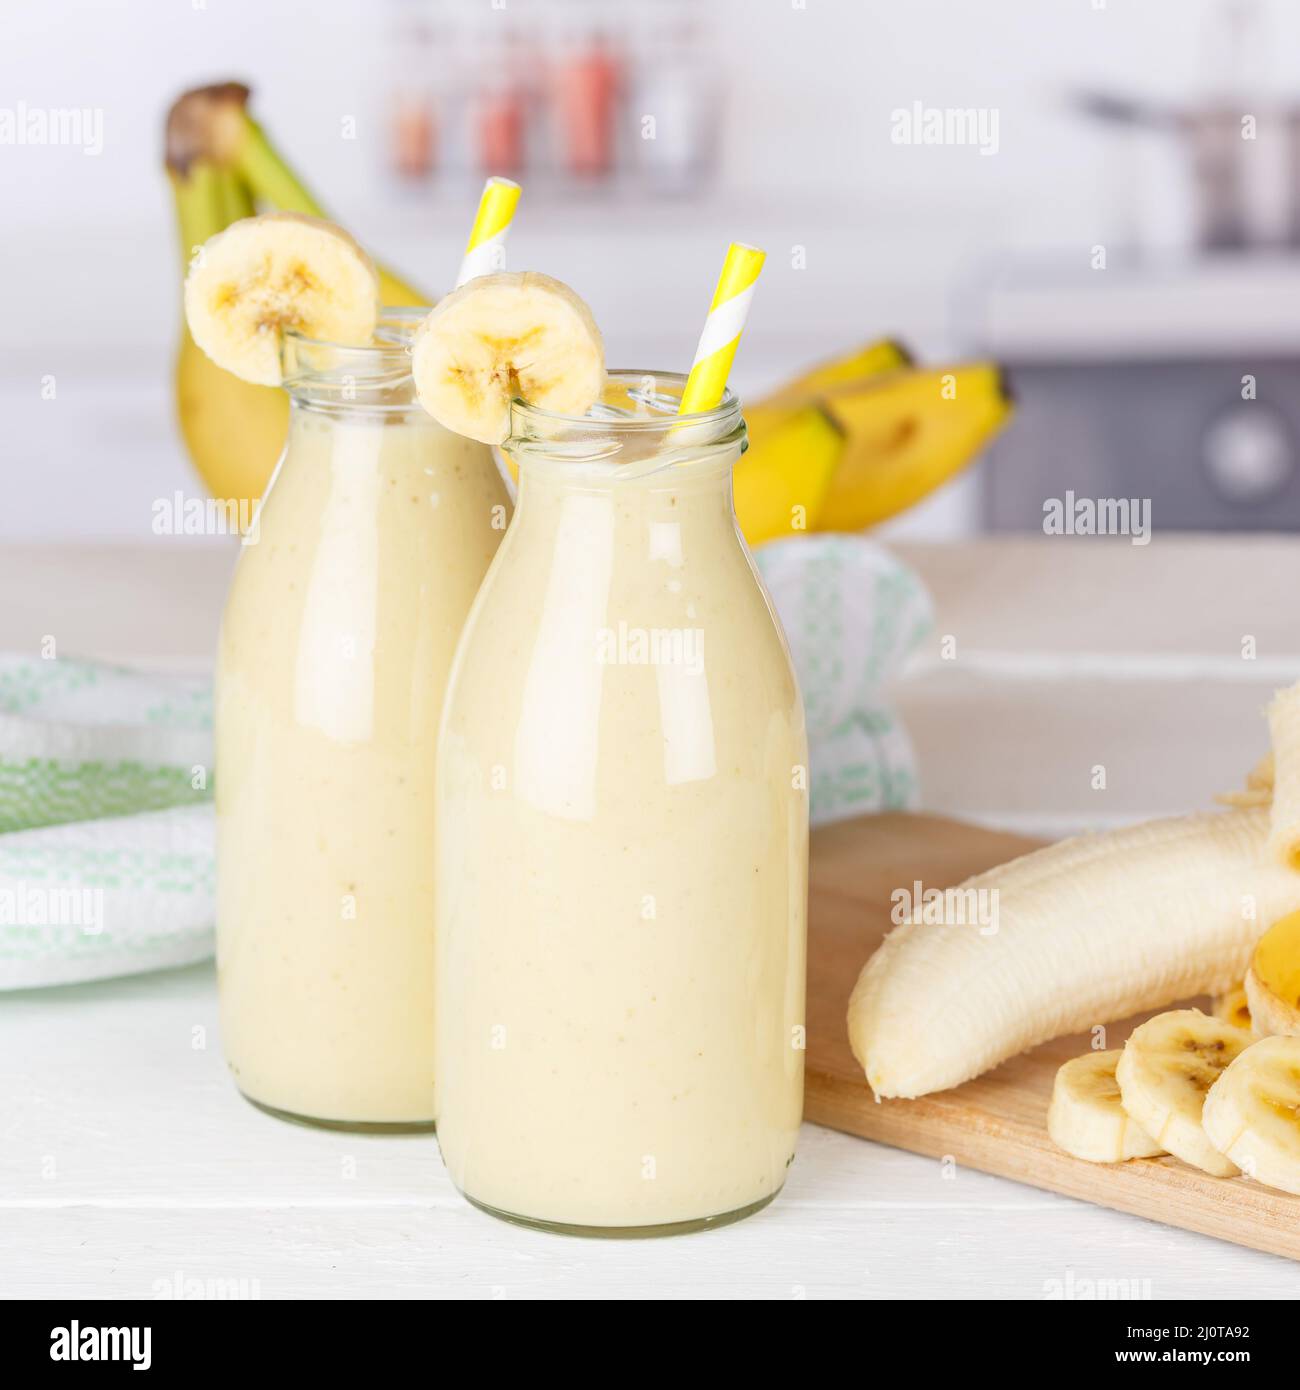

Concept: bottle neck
[[513, 451, 739, 534]]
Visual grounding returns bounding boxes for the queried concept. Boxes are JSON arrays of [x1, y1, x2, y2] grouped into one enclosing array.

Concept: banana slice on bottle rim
[[1202, 1034, 1300, 1194], [1115, 1008, 1253, 1177], [184, 211, 380, 387], [1047, 1049, 1164, 1164], [411, 271, 605, 445]]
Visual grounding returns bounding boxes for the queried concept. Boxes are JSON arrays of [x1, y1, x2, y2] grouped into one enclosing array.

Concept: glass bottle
[[435, 371, 808, 1232], [216, 310, 511, 1129]]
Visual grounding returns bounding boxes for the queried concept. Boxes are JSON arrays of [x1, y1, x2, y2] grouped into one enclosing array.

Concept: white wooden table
[[5, 539, 1300, 1300]]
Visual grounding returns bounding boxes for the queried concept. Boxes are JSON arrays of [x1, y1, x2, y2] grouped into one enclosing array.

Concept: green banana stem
[[166, 82, 431, 305], [235, 118, 323, 216], [235, 115, 430, 306], [217, 167, 256, 227], [171, 162, 225, 273]]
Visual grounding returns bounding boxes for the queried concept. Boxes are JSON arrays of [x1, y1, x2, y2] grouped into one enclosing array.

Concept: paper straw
[[456, 176, 522, 287], [678, 242, 765, 415]]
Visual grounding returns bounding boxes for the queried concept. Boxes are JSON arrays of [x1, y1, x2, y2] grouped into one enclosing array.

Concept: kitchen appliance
[[969, 256, 1300, 532]]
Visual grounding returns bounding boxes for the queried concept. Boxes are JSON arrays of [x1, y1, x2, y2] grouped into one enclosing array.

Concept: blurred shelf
[[970, 252, 1300, 359]]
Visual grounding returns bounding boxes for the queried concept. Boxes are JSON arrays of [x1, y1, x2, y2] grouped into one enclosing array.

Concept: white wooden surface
[[4, 539, 1300, 1300]]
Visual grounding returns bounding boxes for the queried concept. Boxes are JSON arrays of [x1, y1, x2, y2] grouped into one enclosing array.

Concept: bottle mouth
[[281, 306, 425, 409], [506, 370, 747, 477]]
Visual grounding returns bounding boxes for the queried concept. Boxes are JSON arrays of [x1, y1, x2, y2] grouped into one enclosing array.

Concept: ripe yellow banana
[[751, 338, 913, 417], [736, 354, 1012, 544], [815, 364, 1012, 532], [167, 83, 429, 504], [848, 808, 1300, 1099], [732, 406, 843, 545], [171, 162, 289, 502]]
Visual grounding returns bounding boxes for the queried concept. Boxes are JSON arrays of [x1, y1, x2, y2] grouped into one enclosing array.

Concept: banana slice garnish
[[1047, 1050, 1164, 1163], [1244, 909, 1300, 1038], [1115, 1008, 1253, 1177], [411, 271, 605, 445], [1202, 1034, 1300, 1194], [184, 212, 379, 386]]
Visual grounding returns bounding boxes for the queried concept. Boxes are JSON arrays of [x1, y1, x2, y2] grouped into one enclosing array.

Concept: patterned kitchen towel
[[0, 653, 212, 833], [0, 804, 215, 990], [755, 535, 934, 825], [0, 653, 215, 989]]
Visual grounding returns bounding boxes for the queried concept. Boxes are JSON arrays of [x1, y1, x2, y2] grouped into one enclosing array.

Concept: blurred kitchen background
[[7, 0, 1300, 541]]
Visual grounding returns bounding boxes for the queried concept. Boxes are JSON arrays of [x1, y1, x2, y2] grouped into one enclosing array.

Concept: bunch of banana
[[734, 341, 1014, 544], [167, 83, 427, 503]]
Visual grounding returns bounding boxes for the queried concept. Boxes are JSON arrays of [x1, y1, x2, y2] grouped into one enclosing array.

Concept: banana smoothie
[[433, 374, 808, 1232], [215, 318, 510, 1126]]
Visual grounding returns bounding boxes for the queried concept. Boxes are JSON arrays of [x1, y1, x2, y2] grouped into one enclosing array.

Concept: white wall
[[3, 0, 1298, 539]]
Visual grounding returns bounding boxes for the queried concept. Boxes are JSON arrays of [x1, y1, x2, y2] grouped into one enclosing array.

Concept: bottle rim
[[506, 370, 746, 477]]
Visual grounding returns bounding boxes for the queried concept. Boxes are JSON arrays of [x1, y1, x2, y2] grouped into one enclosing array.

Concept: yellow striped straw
[[455, 176, 522, 287], [678, 242, 766, 415]]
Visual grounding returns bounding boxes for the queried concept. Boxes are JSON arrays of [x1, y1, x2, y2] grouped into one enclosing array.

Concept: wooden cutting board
[[807, 812, 1300, 1262]]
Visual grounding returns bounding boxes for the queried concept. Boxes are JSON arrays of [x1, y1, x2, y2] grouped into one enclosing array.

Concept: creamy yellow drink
[[434, 376, 808, 1231], [216, 320, 510, 1126]]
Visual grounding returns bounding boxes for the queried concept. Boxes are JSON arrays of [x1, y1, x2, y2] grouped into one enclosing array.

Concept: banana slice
[[1210, 985, 1254, 1034], [184, 212, 379, 386], [1202, 1035, 1300, 1194], [1047, 1050, 1164, 1163], [1116, 1009, 1253, 1176], [411, 271, 605, 444], [1245, 909, 1300, 1038]]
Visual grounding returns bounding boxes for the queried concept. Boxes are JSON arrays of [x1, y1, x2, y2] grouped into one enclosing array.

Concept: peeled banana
[[1203, 1034, 1300, 1194], [1269, 684, 1300, 868], [1047, 1050, 1164, 1163], [1115, 1009, 1251, 1176], [848, 808, 1300, 1100], [411, 272, 605, 445]]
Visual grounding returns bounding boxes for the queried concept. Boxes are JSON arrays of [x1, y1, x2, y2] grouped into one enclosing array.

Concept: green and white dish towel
[[755, 535, 933, 825], [0, 536, 930, 988], [0, 655, 214, 989]]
